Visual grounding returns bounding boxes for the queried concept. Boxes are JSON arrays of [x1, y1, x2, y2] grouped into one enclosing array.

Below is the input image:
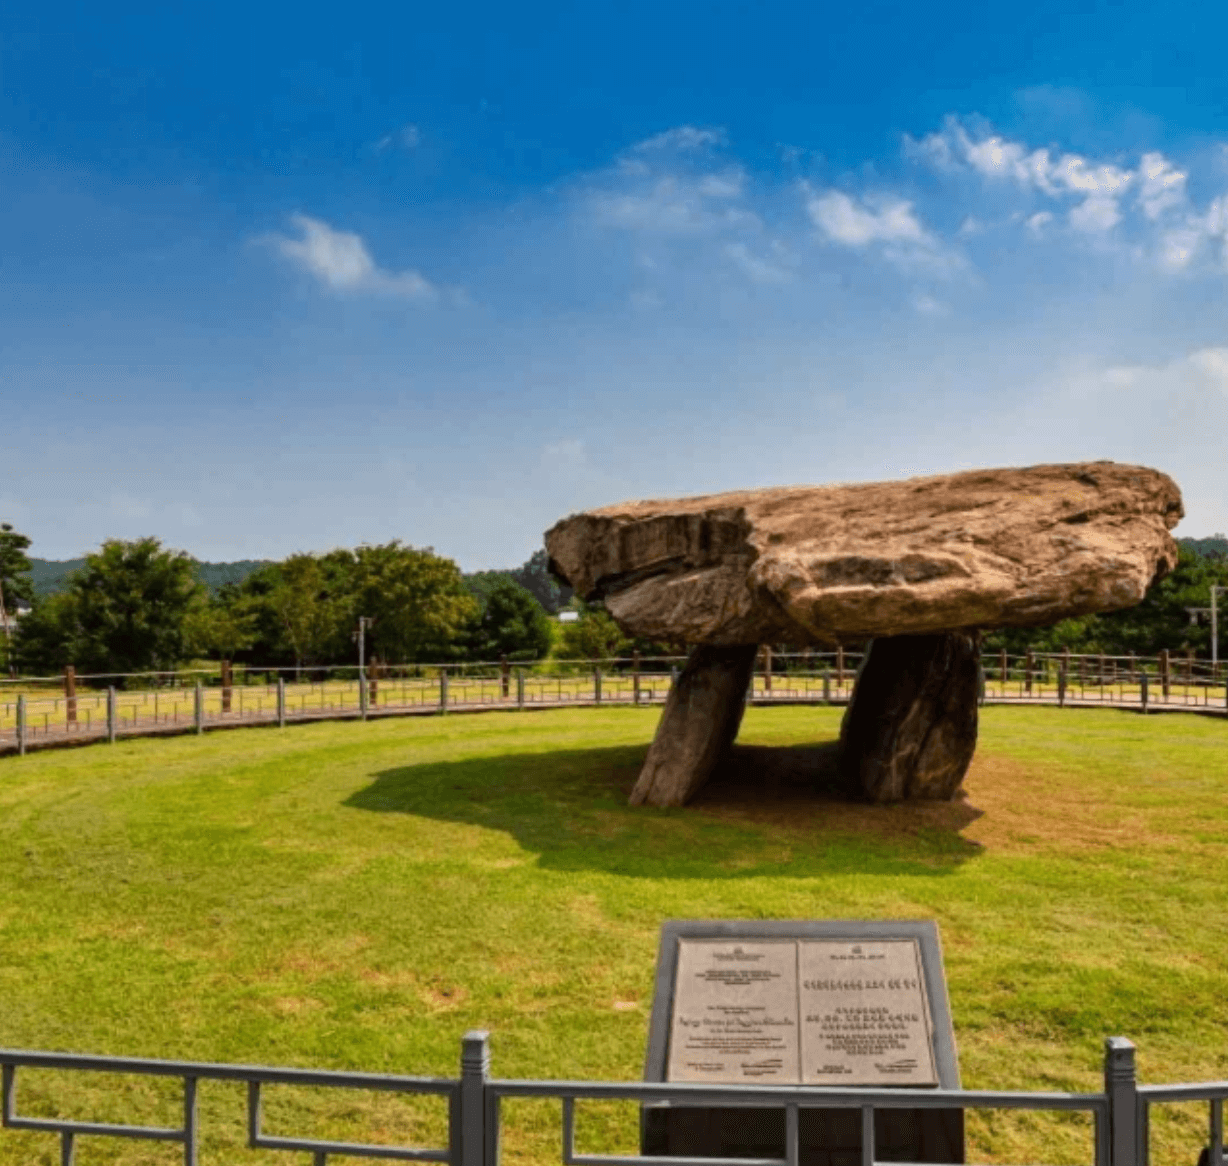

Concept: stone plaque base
[[642, 920, 965, 1166], [642, 1102, 964, 1166]]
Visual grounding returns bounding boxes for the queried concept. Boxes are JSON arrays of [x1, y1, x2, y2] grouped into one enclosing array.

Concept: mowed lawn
[[1, 705, 1226, 1166]]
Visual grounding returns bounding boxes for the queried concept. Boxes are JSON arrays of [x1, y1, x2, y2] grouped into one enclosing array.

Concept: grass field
[[1, 705, 1226, 1165]]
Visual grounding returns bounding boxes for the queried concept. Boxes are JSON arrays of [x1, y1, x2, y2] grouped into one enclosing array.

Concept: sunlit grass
[[1, 705, 1226, 1164]]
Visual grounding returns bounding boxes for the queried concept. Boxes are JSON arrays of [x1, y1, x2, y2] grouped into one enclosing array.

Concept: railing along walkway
[[3, 650, 1227, 758], [3, 1033, 1219, 1166]]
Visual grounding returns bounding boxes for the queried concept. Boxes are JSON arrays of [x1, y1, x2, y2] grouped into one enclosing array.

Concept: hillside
[[28, 558, 271, 598]]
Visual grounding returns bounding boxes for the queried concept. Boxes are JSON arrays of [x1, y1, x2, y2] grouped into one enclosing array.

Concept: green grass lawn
[[1, 705, 1226, 1166]]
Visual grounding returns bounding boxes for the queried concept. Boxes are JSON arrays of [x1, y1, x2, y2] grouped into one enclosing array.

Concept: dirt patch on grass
[[961, 754, 1182, 854], [687, 742, 985, 844]]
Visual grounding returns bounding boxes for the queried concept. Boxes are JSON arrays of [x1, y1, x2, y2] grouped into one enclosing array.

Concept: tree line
[[0, 530, 577, 677], [2, 523, 1227, 678]]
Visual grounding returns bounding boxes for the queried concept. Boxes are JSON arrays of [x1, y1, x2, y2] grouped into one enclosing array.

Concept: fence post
[[836, 645, 845, 688], [107, 686, 118, 743], [516, 667, 525, 709], [369, 657, 379, 709], [763, 645, 772, 693], [277, 677, 286, 728], [193, 682, 203, 736], [594, 667, 602, 704], [16, 694, 26, 756], [64, 665, 77, 725], [822, 669, 831, 705], [359, 663, 369, 721], [633, 651, 641, 706], [459, 1030, 490, 1166], [1024, 649, 1034, 696], [1104, 1037, 1139, 1166], [1058, 655, 1068, 707], [978, 663, 986, 707], [440, 668, 449, 714], [500, 655, 510, 699], [1140, 670, 1148, 714], [1160, 649, 1170, 699], [999, 648, 1008, 695], [221, 660, 232, 715]]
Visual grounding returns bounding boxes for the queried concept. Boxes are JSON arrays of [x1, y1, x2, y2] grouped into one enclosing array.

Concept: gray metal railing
[[1, 1046, 459, 1165], [5, 1032, 1221, 1166], [6, 646, 1228, 758]]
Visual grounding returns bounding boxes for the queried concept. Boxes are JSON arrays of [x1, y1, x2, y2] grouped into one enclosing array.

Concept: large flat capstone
[[546, 462, 1182, 807], [546, 462, 1182, 646]]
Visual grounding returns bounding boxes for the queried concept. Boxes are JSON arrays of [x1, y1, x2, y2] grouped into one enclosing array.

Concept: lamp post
[[1212, 586, 1228, 669], [357, 616, 371, 720]]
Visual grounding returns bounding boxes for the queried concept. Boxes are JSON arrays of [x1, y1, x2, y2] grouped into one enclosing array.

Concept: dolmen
[[545, 461, 1183, 807]]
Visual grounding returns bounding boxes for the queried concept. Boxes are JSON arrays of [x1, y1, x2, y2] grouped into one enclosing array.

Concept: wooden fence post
[[1160, 649, 1170, 699], [500, 655, 510, 699], [64, 665, 77, 725], [16, 694, 26, 756], [221, 660, 232, 714], [763, 645, 772, 693], [369, 656, 379, 707], [836, 645, 845, 689], [999, 648, 1008, 695], [1025, 649, 1034, 696], [633, 651, 641, 706]]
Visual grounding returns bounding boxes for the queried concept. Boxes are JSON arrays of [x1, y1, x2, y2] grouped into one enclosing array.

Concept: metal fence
[[3, 648, 1227, 757], [2, 1032, 1220, 1166]]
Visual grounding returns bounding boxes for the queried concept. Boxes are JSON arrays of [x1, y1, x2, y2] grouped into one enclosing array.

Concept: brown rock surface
[[629, 644, 757, 807], [546, 462, 1182, 646], [545, 461, 1182, 808], [839, 632, 982, 803]]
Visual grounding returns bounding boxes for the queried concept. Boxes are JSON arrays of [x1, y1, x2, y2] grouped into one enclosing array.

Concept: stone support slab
[[840, 632, 981, 802], [628, 643, 757, 807]]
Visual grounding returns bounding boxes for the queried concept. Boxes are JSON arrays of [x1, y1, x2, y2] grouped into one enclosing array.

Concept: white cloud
[[807, 190, 928, 246], [806, 188, 963, 276], [273, 215, 437, 298], [903, 117, 1215, 250], [1137, 152, 1187, 219], [1069, 195, 1122, 234], [1026, 210, 1053, 236], [911, 294, 950, 316], [1097, 347, 1228, 397], [591, 177, 757, 233], [376, 124, 421, 151], [724, 242, 792, 285], [699, 171, 744, 198], [632, 126, 726, 152]]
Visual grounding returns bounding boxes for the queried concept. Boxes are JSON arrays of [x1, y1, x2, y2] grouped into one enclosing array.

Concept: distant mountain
[[1180, 536, 1228, 558], [28, 558, 271, 598]]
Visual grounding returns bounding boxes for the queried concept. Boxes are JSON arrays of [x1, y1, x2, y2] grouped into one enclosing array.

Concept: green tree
[[15, 538, 203, 677], [510, 549, 573, 614], [0, 523, 34, 671], [265, 553, 351, 671], [349, 542, 480, 663], [556, 603, 629, 660], [184, 589, 259, 661], [472, 578, 552, 660]]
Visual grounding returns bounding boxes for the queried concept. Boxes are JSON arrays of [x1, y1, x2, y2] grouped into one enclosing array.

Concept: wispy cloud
[[903, 115, 1228, 264], [631, 126, 726, 153], [271, 214, 438, 298], [375, 124, 421, 151], [805, 187, 964, 276]]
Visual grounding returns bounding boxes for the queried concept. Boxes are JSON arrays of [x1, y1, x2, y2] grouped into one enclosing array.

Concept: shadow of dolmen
[[344, 737, 984, 880]]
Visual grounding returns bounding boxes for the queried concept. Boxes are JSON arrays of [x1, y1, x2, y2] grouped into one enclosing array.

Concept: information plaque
[[643, 921, 963, 1166], [666, 937, 939, 1086]]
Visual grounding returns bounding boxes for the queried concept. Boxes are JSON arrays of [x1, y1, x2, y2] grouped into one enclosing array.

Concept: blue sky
[[4, 1, 1228, 569]]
